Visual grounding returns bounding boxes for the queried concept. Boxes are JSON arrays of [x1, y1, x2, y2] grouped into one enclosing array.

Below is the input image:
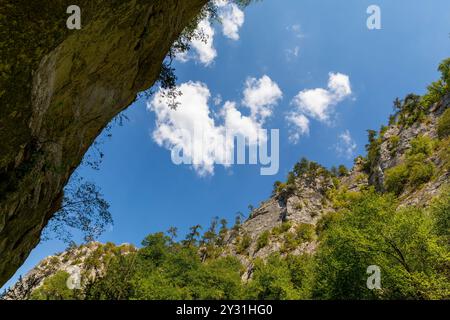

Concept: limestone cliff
[[2, 242, 136, 300], [222, 93, 449, 278], [0, 0, 207, 286]]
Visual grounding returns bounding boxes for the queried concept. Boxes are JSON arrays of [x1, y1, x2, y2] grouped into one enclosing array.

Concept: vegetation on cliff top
[[18, 186, 449, 300]]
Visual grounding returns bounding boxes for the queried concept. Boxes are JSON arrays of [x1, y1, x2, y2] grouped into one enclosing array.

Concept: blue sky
[[3, 0, 450, 290]]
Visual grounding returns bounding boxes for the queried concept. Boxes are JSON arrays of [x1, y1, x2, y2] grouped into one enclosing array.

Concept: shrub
[[397, 94, 425, 127], [364, 130, 381, 174], [436, 137, 450, 172], [31, 271, 78, 300], [384, 164, 409, 195], [429, 186, 450, 240], [388, 135, 400, 155], [315, 212, 342, 237], [422, 58, 450, 108], [236, 233, 252, 255], [437, 108, 450, 139], [281, 233, 298, 253], [408, 161, 435, 187], [408, 135, 435, 157], [272, 221, 293, 236], [295, 224, 315, 243], [256, 231, 270, 251], [338, 165, 348, 177], [272, 181, 285, 195]]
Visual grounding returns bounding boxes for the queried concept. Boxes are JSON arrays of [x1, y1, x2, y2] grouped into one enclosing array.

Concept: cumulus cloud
[[286, 113, 310, 144], [176, 1, 244, 66], [242, 75, 283, 122], [176, 19, 217, 66], [286, 72, 352, 143], [148, 78, 280, 176], [216, 0, 245, 40], [334, 130, 357, 159], [291, 72, 352, 122]]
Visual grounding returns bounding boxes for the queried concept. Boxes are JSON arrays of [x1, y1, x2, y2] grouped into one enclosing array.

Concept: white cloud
[[286, 72, 352, 143], [148, 80, 271, 176], [176, 1, 244, 66], [242, 75, 283, 122], [286, 113, 310, 143], [287, 24, 304, 38], [176, 19, 217, 66], [291, 72, 352, 122], [334, 130, 357, 159], [216, 0, 245, 40], [285, 46, 300, 61], [213, 94, 223, 106]]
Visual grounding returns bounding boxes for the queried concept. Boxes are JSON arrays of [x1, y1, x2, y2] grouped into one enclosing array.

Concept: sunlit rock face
[[224, 94, 448, 279], [0, 0, 207, 286]]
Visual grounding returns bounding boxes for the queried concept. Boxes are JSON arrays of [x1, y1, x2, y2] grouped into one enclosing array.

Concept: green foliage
[[295, 224, 315, 243], [42, 175, 112, 244], [280, 224, 315, 253], [84, 231, 246, 300], [29, 188, 450, 300], [271, 221, 293, 236], [256, 231, 270, 251], [397, 94, 426, 127], [246, 255, 299, 299], [384, 164, 409, 195], [437, 108, 450, 139], [338, 165, 349, 177], [315, 212, 342, 238], [422, 58, 450, 108], [408, 135, 435, 157], [363, 130, 382, 175], [429, 186, 450, 241], [388, 135, 400, 156], [31, 271, 79, 300], [326, 186, 361, 209], [385, 136, 437, 195], [236, 233, 252, 255], [311, 190, 450, 299], [246, 254, 313, 300], [408, 160, 435, 187]]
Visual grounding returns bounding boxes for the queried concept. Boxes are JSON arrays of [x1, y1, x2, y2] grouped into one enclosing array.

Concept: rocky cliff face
[[2, 242, 136, 300], [222, 93, 449, 278], [0, 0, 207, 286]]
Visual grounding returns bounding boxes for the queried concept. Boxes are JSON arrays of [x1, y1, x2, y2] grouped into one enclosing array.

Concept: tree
[[140, 233, 172, 266], [31, 271, 79, 300], [217, 218, 228, 246], [232, 212, 246, 236], [42, 175, 113, 244], [311, 190, 449, 299], [200, 217, 219, 261], [246, 255, 301, 300], [338, 165, 349, 177], [293, 158, 310, 177], [437, 108, 450, 138], [393, 97, 402, 113], [330, 166, 338, 177], [167, 227, 178, 243], [183, 225, 203, 247]]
